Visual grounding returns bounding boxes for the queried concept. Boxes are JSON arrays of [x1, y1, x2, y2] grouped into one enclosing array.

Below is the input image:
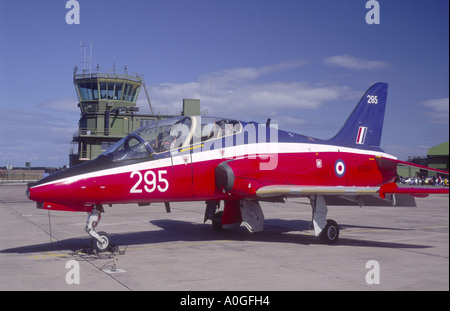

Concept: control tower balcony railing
[[73, 128, 129, 139], [74, 68, 143, 84]]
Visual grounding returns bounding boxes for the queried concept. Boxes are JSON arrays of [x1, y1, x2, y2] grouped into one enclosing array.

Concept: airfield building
[[69, 66, 203, 166], [427, 142, 449, 176]]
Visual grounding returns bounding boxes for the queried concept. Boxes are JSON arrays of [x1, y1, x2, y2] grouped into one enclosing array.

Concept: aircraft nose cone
[[29, 157, 110, 189], [26, 157, 112, 204]]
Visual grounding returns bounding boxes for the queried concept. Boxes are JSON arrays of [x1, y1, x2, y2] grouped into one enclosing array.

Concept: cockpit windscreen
[[99, 116, 241, 163]]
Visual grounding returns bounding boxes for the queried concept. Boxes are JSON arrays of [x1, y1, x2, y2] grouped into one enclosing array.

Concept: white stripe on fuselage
[[32, 143, 397, 188]]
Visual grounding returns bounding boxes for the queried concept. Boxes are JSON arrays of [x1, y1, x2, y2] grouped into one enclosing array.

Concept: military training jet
[[27, 83, 449, 251]]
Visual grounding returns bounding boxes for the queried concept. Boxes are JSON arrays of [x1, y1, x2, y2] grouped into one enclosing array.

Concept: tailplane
[[328, 82, 388, 150]]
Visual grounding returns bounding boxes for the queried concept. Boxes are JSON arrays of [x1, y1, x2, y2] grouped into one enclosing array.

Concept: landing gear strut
[[310, 195, 340, 244], [85, 205, 111, 253], [205, 199, 265, 233]]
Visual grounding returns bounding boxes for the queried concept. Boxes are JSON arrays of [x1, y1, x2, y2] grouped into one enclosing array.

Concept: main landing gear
[[310, 195, 340, 244], [204, 200, 265, 233], [205, 196, 340, 245], [85, 205, 111, 253]]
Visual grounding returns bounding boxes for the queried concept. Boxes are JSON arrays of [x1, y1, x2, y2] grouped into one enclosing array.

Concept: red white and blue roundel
[[335, 159, 346, 177]]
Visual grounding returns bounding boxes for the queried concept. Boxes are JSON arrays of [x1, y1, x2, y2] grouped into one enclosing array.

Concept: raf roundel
[[335, 159, 346, 177]]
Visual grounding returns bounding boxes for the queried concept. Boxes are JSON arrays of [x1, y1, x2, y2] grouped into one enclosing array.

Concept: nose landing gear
[[91, 231, 111, 253], [85, 205, 111, 253]]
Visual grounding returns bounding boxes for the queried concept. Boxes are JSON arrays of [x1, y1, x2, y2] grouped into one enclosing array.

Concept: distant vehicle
[[27, 83, 449, 251]]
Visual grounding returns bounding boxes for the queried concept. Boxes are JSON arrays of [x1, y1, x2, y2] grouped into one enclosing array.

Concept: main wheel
[[319, 220, 339, 245], [91, 231, 111, 253]]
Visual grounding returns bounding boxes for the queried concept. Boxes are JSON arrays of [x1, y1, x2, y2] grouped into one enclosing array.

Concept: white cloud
[[421, 97, 449, 125], [324, 55, 388, 70], [140, 61, 352, 123], [142, 82, 201, 114], [205, 60, 308, 84], [0, 107, 78, 167], [37, 97, 79, 113]]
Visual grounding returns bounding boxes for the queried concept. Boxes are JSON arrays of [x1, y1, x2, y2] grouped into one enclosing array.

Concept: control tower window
[[100, 83, 107, 99], [123, 84, 139, 103], [123, 84, 130, 101], [130, 85, 139, 102], [114, 83, 123, 100], [78, 83, 99, 101], [106, 83, 115, 100], [93, 86, 99, 100], [99, 82, 117, 100]]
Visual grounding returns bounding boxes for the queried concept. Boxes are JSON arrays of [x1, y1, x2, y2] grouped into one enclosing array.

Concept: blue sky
[[0, 0, 448, 167]]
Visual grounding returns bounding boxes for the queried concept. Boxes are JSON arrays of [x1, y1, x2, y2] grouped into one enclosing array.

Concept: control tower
[[70, 66, 185, 166]]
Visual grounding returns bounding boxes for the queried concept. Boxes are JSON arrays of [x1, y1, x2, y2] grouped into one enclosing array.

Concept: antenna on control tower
[[80, 40, 93, 76]]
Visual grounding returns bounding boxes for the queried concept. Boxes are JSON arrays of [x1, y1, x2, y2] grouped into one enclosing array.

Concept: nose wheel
[[91, 231, 111, 253], [85, 206, 111, 253]]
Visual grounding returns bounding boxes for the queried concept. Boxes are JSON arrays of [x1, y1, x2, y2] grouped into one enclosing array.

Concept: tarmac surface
[[0, 183, 448, 292]]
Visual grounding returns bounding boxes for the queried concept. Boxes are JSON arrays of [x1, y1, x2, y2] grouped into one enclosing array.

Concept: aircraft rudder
[[329, 82, 388, 149]]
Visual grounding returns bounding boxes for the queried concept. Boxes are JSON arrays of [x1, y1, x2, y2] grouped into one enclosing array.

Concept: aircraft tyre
[[91, 231, 111, 253], [212, 211, 225, 232], [319, 220, 339, 245]]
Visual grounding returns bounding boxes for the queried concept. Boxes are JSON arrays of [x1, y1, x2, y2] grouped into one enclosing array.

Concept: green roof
[[427, 142, 449, 156]]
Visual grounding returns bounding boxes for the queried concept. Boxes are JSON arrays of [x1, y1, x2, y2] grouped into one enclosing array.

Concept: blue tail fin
[[328, 82, 388, 150]]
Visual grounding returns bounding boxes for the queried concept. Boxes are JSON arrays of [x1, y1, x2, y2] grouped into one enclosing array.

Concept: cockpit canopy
[[100, 116, 242, 162]]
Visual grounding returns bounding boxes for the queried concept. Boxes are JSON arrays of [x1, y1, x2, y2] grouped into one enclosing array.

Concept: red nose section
[[27, 182, 95, 212], [27, 157, 114, 209]]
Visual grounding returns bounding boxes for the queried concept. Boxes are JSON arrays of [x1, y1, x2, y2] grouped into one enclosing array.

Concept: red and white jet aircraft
[[27, 83, 448, 251]]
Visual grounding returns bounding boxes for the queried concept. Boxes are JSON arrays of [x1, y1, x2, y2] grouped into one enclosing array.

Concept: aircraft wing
[[256, 185, 379, 198], [257, 183, 448, 198], [256, 182, 448, 207]]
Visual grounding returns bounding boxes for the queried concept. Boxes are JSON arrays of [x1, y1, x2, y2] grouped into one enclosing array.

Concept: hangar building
[[426, 142, 449, 176], [397, 142, 449, 178]]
